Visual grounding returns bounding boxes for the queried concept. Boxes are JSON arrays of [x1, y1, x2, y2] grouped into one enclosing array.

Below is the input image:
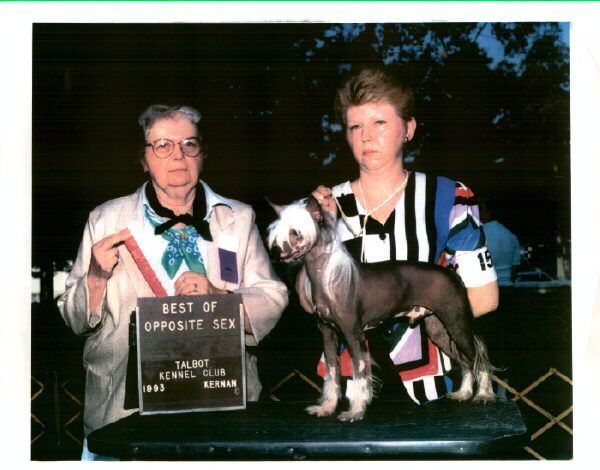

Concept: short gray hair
[[138, 104, 201, 135], [138, 104, 206, 155]]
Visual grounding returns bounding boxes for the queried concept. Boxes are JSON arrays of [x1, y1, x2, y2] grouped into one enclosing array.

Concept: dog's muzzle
[[270, 239, 299, 261]]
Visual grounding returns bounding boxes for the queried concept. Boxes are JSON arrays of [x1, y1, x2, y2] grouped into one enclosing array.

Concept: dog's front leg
[[306, 323, 341, 417], [337, 325, 372, 423]]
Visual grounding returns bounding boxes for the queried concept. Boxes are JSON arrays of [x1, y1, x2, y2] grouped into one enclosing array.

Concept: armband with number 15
[[455, 246, 498, 288]]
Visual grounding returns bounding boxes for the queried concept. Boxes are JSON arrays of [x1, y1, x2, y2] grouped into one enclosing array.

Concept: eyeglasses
[[145, 137, 202, 159]]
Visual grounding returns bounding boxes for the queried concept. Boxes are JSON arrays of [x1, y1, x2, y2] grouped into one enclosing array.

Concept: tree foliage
[[33, 22, 569, 273], [285, 22, 569, 257]]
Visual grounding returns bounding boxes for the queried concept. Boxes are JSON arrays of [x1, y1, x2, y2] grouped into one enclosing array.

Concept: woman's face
[[142, 115, 203, 195], [345, 101, 416, 174]]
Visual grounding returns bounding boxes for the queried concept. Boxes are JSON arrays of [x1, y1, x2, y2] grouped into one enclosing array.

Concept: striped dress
[[326, 171, 496, 404]]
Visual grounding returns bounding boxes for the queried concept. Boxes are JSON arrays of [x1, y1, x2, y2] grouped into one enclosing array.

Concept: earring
[[404, 137, 409, 143]]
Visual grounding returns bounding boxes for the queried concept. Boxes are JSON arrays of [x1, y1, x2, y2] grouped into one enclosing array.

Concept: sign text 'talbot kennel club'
[[136, 294, 246, 414]]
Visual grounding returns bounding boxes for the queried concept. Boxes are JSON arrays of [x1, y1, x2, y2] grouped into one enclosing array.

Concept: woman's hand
[[89, 229, 131, 280], [311, 185, 337, 216], [174, 271, 227, 296], [87, 228, 131, 312]]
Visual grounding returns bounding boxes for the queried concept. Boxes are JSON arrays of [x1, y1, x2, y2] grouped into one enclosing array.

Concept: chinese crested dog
[[267, 195, 496, 422]]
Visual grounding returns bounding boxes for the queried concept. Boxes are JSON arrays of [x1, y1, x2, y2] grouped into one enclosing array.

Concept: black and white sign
[[136, 294, 246, 415]]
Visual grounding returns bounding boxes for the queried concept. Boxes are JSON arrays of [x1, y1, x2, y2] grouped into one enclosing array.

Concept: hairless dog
[[268, 195, 496, 422]]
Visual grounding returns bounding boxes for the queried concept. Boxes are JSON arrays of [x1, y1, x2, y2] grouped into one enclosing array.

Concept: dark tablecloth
[[88, 399, 527, 460]]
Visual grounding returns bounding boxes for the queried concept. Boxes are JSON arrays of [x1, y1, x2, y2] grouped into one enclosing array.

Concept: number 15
[[477, 250, 493, 271]]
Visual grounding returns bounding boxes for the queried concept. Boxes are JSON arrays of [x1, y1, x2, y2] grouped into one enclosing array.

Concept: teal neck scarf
[[144, 204, 207, 279]]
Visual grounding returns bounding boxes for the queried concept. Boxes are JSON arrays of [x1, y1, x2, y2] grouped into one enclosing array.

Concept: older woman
[[58, 104, 288, 458], [307, 67, 499, 404]]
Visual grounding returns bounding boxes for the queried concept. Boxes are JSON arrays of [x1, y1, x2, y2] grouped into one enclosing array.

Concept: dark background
[[31, 22, 571, 460], [33, 22, 570, 276]]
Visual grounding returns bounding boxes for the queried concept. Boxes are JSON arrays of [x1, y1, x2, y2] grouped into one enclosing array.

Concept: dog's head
[[267, 195, 324, 262]]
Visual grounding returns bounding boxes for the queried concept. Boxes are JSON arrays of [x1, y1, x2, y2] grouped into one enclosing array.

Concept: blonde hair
[[335, 66, 415, 124]]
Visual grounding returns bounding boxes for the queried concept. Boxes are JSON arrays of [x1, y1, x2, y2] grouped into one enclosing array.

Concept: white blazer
[[58, 182, 288, 435]]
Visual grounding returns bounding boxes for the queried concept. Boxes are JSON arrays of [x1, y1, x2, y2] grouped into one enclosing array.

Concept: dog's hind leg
[[424, 315, 475, 401], [424, 314, 454, 359], [424, 316, 496, 403], [472, 336, 496, 404], [306, 323, 341, 417], [337, 325, 372, 423], [473, 370, 495, 404], [448, 368, 475, 401]]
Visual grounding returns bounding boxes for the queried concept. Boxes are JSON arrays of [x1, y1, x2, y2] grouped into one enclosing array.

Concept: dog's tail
[[368, 355, 383, 399], [472, 334, 500, 376], [450, 334, 500, 376]]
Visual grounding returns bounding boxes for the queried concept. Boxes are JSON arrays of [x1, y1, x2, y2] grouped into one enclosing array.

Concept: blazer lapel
[[116, 185, 237, 297]]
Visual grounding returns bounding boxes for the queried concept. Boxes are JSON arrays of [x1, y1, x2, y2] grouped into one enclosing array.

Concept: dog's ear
[[306, 195, 323, 223], [265, 197, 283, 216]]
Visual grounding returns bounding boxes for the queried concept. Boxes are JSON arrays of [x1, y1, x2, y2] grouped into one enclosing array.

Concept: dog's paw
[[447, 390, 474, 402], [337, 409, 365, 423], [473, 392, 496, 405], [305, 403, 336, 417]]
